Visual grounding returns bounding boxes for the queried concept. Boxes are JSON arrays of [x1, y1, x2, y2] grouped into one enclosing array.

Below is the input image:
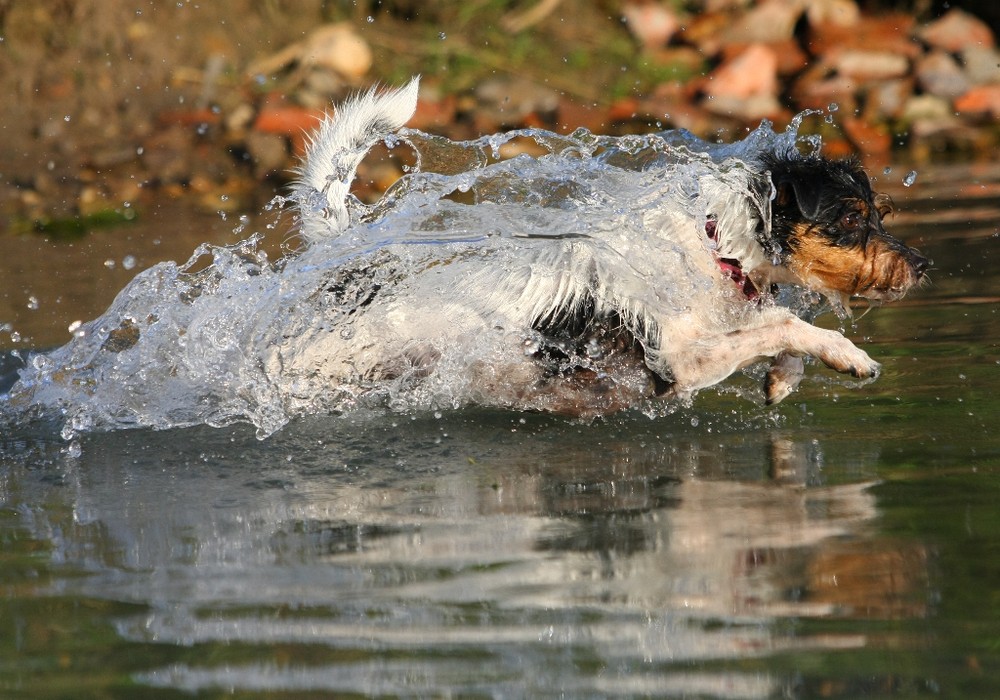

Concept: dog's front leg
[[662, 314, 880, 395], [765, 352, 804, 405]]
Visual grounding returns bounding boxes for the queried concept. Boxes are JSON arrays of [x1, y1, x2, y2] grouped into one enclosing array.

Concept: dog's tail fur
[[292, 77, 420, 243]]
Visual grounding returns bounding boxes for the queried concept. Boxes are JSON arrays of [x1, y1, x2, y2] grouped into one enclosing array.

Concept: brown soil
[[0, 1, 997, 228]]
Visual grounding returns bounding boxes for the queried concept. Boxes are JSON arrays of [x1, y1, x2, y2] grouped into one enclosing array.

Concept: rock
[[918, 9, 994, 52], [303, 67, 347, 99], [245, 131, 289, 179], [649, 98, 717, 134], [297, 24, 372, 79], [475, 79, 560, 126], [908, 114, 967, 142], [703, 93, 784, 121], [621, 2, 681, 49], [247, 23, 372, 82], [410, 93, 457, 131], [702, 42, 784, 121], [915, 51, 970, 100], [807, 13, 919, 59], [955, 84, 1000, 119], [557, 97, 609, 133], [679, 11, 731, 56], [704, 43, 779, 100], [831, 49, 910, 81], [901, 94, 952, 122], [790, 68, 859, 113], [769, 39, 810, 76], [805, 0, 860, 28], [225, 103, 257, 134], [864, 79, 913, 120], [721, 0, 803, 45], [76, 186, 112, 217], [718, 38, 806, 77], [253, 101, 325, 154], [842, 117, 890, 155], [960, 46, 1000, 86], [141, 126, 195, 183]]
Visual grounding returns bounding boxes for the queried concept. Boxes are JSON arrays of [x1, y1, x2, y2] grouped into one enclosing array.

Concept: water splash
[[2, 118, 826, 439]]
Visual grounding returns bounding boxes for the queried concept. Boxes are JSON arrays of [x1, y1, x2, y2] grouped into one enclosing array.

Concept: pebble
[[621, 2, 680, 49], [918, 8, 995, 52], [915, 51, 970, 100]]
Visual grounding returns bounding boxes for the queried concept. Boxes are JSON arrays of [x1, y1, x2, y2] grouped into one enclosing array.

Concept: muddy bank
[[0, 0, 998, 227]]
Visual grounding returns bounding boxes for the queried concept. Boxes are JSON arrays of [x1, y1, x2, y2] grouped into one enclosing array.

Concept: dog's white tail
[[292, 77, 420, 243]]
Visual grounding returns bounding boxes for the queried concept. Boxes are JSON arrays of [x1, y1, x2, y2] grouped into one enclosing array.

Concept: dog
[[278, 77, 927, 416]]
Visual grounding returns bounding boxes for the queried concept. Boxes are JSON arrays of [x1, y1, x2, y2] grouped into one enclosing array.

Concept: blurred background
[[0, 0, 997, 230]]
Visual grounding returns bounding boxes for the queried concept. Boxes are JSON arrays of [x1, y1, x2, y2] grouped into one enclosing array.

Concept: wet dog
[[282, 78, 927, 415]]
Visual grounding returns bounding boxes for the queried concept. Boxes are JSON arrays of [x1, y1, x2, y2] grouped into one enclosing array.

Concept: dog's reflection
[[22, 425, 928, 658]]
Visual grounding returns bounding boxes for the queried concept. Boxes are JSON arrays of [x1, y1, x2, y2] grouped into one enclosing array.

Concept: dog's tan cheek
[[786, 235, 867, 296]]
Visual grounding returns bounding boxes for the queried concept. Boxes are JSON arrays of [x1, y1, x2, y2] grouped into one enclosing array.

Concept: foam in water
[[2, 118, 823, 439]]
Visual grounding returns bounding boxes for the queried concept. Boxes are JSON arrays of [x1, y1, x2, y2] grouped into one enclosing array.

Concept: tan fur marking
[[786, 222, 920, 299], [786, 223, 868, 296]]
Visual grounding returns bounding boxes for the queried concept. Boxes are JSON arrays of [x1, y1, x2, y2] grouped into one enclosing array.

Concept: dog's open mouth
[[705, 219, 759, 301]]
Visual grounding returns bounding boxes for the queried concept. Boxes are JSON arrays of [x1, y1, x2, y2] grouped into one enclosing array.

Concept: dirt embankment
[[1, 0, 998, 229]]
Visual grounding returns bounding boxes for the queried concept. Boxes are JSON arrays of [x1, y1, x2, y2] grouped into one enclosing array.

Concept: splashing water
[[2, 119, 821, 439]]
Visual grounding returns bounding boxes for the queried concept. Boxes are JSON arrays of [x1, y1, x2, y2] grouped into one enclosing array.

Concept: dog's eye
[[840, 212, 862, 231]]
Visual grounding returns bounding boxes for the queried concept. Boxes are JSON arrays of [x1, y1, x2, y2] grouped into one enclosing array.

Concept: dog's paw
[[848, 359, 881, 379], [764, 352, 804, 405], [813, 333, 881, 379]]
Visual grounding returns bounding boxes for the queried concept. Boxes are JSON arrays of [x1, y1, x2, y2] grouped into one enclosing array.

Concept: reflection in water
[[1, 416, 929, 696]]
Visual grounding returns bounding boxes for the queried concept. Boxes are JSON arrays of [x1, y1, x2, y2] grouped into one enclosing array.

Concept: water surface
[[2, 157, 1000, 697]]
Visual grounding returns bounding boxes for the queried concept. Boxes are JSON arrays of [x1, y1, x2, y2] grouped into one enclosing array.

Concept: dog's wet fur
[[283, 79, 928, 416]]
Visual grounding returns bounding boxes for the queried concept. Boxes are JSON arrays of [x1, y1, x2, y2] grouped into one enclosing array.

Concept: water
[[1, 122, 1000, 696]]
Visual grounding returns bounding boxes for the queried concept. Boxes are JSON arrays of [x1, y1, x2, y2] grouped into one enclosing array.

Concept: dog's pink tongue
[[718, 258, 759, 301], [706, 220, 758, 300]]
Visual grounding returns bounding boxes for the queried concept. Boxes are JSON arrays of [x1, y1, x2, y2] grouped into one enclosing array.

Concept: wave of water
[[2, 117, 826, 440]]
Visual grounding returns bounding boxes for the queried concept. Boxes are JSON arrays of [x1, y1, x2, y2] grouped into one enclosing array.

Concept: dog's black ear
[[791, 179, 823, 220], [775, 177, 823, 220]]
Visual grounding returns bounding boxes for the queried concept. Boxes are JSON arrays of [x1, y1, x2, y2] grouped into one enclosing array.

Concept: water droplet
[[903, 170, 917, 187], [883, 166, 892, 175], [366, 15, 374, 23], [234, 214, 250, 235], [63, 114, 71, 122], [104, 259, 116, 269], [26, 296, 39, 310], [690, 416, 699, 427], [438, 32, 446, 40], [122, 255, 137, 270], [68, 320, 85, 337], [827, 102, 839, 112]]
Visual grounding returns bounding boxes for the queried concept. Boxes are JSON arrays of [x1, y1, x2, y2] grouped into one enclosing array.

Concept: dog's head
[[765, 155, 928, 303]]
